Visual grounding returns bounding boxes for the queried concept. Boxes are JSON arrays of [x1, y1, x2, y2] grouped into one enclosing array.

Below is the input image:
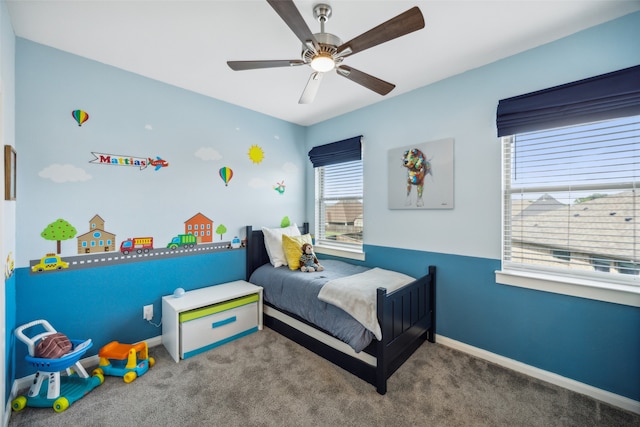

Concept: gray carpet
[[8, 328, 640, 427]]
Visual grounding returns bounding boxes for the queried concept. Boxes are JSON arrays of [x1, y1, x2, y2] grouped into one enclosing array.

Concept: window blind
[[308, 136, 362, 167], [311, 136, 364, 250], [497, 65, 640, 137], [503, 115, 640, 281]]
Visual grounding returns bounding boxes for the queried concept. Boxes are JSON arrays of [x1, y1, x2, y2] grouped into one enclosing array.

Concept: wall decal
[[89, 152, 169, 171], [76, 214, 116, 254], [388, 138, 454, 209], [5, 252, 15, 279], [215, 224, 227, 240], [29, 212, 239, 273], [149, 156, 169, 171], [119, 237, 154, 255], [39, 163, 92, 183], [273, 180, 286, 194], [31, 252, 69, 273], [71, 109, 89, 126], [41, 218, 78, 254], [230, 236, 242, 249], [195, 147, 222, 161], [248, 144, 265, 164], [185, 213, 213, 244], [281, 216, 291, 228], [219, 166, 233, 186]]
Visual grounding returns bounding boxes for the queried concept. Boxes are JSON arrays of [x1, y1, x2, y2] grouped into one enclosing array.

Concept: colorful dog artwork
[[388, 139, 454, 209], [402, 148, 431, 207]]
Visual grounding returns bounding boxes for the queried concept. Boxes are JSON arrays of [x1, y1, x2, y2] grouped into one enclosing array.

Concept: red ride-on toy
[[12, 320, 103, 413], [93, 341, 155, 383]]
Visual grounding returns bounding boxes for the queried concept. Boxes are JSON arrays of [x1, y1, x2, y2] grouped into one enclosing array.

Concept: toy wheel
[[94, 372, 105, 384], [92, 367, 104, 377], [149, 357, 156, 368], [123, 371, 137, 383], [12, 396, 27, 412], [53, 397, 69, 413]]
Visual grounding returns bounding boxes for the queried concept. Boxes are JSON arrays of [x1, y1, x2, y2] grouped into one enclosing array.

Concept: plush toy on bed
[[300, 243, 324, 272]]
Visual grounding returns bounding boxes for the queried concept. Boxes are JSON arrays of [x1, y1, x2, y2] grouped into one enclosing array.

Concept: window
[[502, 115, 640, 284], [309, 136, 363, 253], [315, 160, 363, 250], [496, 65, 640, 305]]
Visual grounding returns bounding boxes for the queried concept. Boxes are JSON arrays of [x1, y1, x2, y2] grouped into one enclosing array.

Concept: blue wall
[[305, 11, 640, 401], [12, 38, 306, 380], [8, 8, 640, 404], [328, 246, 640, 400], [13, 250, 244, 378]]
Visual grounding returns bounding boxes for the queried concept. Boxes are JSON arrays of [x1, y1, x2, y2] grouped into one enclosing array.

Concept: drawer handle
[[211, 316, 236, 329]]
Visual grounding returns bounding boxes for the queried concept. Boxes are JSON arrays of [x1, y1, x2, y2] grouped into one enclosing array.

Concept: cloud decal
[[195, 147, 222, 161], [39, 164, 92, 183]]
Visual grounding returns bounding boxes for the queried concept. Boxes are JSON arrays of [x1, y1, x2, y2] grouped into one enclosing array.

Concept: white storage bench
[[162, 281, 263, 362]]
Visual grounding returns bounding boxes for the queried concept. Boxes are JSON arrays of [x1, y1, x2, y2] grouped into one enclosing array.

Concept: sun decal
[[248, 145, 265, 164]]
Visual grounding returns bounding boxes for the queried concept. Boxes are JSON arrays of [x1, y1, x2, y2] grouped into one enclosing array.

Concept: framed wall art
[[4, 145, 16, 201], [388, 138, 454, 209]]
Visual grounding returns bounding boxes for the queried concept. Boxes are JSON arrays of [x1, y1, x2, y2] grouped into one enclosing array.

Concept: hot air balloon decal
[[72, 109, 89, 126], [219, 166, 233, 186]]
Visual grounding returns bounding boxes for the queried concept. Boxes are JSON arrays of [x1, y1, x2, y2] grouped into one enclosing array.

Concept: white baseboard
[[6, 336, 163, 425], [436, 334, 640, 415]]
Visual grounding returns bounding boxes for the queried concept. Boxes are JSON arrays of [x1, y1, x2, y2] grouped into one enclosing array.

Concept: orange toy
[[93, 341, 155, 383]]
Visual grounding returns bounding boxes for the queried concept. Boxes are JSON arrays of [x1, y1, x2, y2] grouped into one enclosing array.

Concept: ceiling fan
[[227, 1, 425, 104]]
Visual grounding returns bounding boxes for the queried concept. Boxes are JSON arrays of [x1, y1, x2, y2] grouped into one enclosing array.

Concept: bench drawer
[[180, 297, 258, 359]]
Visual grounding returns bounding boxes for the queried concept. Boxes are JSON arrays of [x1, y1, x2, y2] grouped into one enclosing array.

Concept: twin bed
[[245, 224, 436, 394]]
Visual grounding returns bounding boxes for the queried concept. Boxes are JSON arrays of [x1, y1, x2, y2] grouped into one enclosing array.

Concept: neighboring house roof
[[516, 193, 565, 217], [325, 201, 362, 224], [512, 191, 638, 261]]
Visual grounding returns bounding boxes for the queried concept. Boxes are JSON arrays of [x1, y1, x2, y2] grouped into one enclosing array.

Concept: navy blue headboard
[[245, 222, 309, 281]]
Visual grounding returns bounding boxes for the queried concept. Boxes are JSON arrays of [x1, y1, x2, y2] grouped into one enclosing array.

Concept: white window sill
[[314, 244, 365, 261], [496, 269, 640, 307]]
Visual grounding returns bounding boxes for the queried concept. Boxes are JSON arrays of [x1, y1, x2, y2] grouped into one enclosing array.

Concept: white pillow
[[262, 224, 300, 267]]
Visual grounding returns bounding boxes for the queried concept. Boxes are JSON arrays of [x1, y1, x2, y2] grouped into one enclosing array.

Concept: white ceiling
[[7, 0, 640, 126]]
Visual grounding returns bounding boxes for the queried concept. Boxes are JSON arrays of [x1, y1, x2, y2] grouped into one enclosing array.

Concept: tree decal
[[41, 218, 77, 254], [215, 224, 227, 241], [280, 216, 291, 228]]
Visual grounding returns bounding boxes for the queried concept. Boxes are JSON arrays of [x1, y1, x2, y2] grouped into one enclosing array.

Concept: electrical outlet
[[143, 304, 153, 321]]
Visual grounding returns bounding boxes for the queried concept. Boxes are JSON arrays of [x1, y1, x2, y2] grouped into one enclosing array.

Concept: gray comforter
[[249, 259, 374, 352]]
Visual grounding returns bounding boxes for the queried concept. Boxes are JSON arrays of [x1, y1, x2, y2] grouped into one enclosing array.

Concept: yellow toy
[[93, 341, 155, 383]]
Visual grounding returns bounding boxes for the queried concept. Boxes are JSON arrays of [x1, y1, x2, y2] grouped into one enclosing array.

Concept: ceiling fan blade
[[336, 7, 425, 57], [299, 72, 323, 104], [267, 0, 318, 50], [336, 65, 395, 96], [227, 60, 305, 71]]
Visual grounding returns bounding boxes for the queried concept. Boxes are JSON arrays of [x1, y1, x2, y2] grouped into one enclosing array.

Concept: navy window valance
[[308, 135, 362, 167], [496, 64, 640, 137]]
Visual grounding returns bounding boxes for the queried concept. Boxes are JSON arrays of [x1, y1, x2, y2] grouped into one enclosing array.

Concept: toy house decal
[[185, 213, 213, 244], [76, 214, 116, 254]]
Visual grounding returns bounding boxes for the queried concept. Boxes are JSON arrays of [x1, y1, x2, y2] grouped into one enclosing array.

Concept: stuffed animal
[[299, 243, 324, 272]]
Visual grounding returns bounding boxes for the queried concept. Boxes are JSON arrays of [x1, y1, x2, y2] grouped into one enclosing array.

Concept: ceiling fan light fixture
[[310, 53, 335, 72]]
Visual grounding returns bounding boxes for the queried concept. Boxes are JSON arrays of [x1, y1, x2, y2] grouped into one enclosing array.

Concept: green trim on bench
[[179, 294, 259, 323]]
